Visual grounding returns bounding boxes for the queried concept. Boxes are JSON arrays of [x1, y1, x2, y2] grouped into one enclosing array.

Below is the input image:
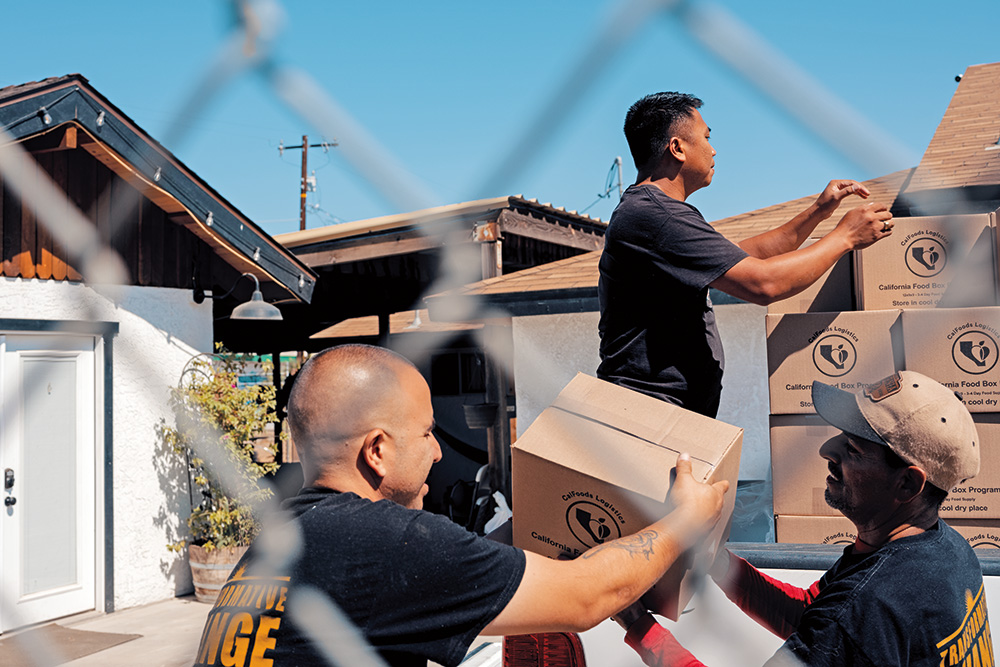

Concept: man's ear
[[361, 428, 390, 480], [668, 135, 686, 162], [898, 466, 928, 504]]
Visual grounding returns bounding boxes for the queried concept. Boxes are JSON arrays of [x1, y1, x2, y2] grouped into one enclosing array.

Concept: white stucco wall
[[714, 302, 770, 480], [511, 301, 771, 480], [0, 278, 213, 611], [511, 311, 602, 430]]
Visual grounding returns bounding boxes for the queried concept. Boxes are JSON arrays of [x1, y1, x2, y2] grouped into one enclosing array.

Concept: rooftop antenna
[[613, 156, 623, 199]]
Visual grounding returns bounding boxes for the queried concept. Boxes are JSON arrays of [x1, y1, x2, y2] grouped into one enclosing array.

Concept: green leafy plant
[[162, 345, 280, 551]]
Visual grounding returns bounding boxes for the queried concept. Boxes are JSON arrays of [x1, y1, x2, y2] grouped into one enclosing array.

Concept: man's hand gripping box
[[511, 373, 742, 620]]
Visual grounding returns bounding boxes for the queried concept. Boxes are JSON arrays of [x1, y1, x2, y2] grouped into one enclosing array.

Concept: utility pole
[[279, 136, 338, 231]]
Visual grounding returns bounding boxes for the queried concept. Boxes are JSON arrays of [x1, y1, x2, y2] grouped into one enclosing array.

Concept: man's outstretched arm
[[737, 179, 870, 259], [483, 455, 729, 636], [616, 550, 822, 667], [710, 550, 819, 639], [711, 198, 892, 306], [625, 614, 707, 667]]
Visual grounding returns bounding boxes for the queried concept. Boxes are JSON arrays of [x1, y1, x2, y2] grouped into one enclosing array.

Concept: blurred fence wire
[[0, 0, 932, 663]]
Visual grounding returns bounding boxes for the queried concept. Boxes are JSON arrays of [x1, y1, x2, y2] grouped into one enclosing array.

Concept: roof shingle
[[906, 62, 1000, 192]]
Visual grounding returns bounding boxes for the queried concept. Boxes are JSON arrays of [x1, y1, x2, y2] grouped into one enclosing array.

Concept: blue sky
[[3, 1, 999, 236]]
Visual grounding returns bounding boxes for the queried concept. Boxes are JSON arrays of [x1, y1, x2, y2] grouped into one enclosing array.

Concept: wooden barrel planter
[[188, 544, 248, 603]]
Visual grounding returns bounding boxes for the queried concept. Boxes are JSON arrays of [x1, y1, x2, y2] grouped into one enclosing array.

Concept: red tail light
[[502, 632, 586, 667]]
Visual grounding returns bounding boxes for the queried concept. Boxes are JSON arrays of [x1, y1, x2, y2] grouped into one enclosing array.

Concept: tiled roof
[[906, 62, 1000, 192], [443, 250, 600, 298], [431, 169, 914, 302], [712, 169, 913, 243], [0, 74, 317, 302], [0, 75, 85, 101], [310, 309, 480, 338]]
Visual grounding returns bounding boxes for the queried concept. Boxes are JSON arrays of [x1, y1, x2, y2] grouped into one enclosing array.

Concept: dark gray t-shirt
[[597, 184, 748, 417]]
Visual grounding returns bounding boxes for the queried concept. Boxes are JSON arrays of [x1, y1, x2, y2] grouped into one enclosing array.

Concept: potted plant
[[161, 345, 281, 602]]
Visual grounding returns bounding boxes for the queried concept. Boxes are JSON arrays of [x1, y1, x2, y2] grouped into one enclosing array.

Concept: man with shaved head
[[194, 344, 729, 667], [287, 344, 440, 509]]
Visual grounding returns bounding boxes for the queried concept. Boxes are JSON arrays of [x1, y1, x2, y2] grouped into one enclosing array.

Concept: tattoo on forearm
[[580, 529, 659, 561]]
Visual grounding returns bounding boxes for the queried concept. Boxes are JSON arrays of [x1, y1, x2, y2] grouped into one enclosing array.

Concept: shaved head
[[287, 345, 419, 483]]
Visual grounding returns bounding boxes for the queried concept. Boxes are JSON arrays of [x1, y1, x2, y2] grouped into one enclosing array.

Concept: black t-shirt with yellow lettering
[[193, 488, 526, 667], [777, 520, 993, 666]]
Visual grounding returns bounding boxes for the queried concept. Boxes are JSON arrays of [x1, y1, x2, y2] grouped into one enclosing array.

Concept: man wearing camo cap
[[617, 370, 994, 667]]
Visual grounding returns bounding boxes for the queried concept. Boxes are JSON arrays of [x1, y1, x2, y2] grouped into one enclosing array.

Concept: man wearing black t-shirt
[[598, 91, 895, 417], [192, 344, 729, 667], [617, 371, 994, 667]]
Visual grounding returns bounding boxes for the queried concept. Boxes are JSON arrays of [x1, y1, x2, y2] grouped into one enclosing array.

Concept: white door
[[0, 334, 97, 631]]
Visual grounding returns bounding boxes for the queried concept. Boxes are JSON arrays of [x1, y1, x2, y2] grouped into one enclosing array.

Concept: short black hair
[[624, 92, 703, 170]]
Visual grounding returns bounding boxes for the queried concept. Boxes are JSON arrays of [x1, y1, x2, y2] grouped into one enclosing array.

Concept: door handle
[[4, 468, 13, 490]]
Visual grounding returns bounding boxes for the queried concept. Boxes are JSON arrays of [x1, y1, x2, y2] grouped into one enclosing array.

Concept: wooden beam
[[497, 209, 604, 252], [293, 233, 451, 267], [50, 151, 69, 280], [2, 179, 20, 278], [26, 125, 78, 154], [79, 140, 187, 215], [35, 153, 54, 280]]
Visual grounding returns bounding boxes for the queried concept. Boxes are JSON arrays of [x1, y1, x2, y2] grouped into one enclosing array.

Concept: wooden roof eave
[[0, 77, 316, 302], [277, 196, 513, 249], [425, 285, 599, 321], [277, 196, 608, 269], [496, 209, 603, 252]]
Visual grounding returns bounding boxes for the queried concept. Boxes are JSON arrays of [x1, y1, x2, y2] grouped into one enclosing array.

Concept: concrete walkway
[[60, 596, 211, 666], [28, 596, 495, 666]]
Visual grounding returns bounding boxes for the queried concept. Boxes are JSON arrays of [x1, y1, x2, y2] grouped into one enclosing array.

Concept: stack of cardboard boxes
[[768, 212, 1000, 549]]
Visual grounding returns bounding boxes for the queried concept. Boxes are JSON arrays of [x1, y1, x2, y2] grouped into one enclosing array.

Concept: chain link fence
[[0, 0, 950, 663]]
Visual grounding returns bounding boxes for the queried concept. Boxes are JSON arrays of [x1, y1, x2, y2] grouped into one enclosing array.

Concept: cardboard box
[[951, 520, 1000, 549], [770, 414, 1000, 518], [855, 214, 996, 311], [511, 372, 743, 621], [767, 239, 854, 314], [776, 514, 1000, 551], [775, 515, 857, 545], [943, 414, 1000, 517], [902, 307, 1000, 412], [766, 310, 903, 414], [770, 415, 841, 517]]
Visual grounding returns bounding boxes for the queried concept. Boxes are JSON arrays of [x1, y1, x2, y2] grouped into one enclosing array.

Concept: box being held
[[511, 373, 742, 621], [766, 310, 902, 414]]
